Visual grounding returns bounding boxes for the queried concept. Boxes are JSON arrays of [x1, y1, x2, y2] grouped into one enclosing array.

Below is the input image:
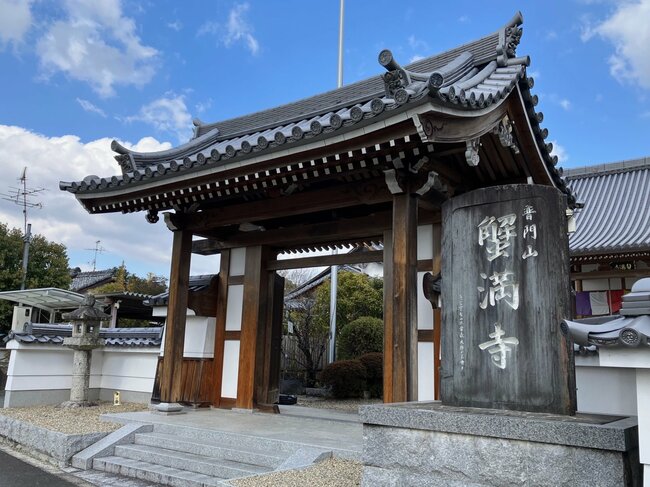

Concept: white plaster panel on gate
[[575, 366, 637, 416], [230, 247, 246, 276], [582, 279, 611, 292], [636, 369, 650, 465], [598, 348, 650, 368], [152, 306, 167, 317], [182, 316, 216, 358], [225, 285, 244, 331], [417, 225, 433, 261], [221, 340, 240, 398], [417, 342, 434, 401], [417, 271, 433, 330]]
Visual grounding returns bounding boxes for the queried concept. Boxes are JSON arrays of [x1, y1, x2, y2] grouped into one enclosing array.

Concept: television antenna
[[85, 240, 107, 271], [0, 167, 45, 289]]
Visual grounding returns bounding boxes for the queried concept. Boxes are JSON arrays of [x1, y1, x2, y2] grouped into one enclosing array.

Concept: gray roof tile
[[566, 157, 650, 256]]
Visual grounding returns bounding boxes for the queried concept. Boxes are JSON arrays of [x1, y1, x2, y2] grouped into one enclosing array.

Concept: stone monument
[[361, 184, 640, 486], [61, 295, 109, 408]]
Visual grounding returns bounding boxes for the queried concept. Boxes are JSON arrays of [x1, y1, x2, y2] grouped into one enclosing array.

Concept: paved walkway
[[0, 448, 82, 487]]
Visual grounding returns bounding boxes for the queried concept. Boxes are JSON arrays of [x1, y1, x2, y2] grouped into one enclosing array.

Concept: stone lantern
[[61, 295, 110, 408]]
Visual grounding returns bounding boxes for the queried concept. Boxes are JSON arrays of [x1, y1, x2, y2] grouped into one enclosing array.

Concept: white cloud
[[167, 21, 182, 31], [76, 98, 106, 117], [407, 35, 428, 52], [527, 69, 541, 80], [549, 140, 568, 163], [458, 15, 470, 23], [559, 99, 572, 111], [0, 0, 33, 47], [586, 0, 650, 89], [195, 98, 213, 115], [36, 0, 158, 97], [545, 30, 558, 41], [0, 124, 182, 277], [126, 93, 193, 143], [409, 54, 425, 64], [198, 3, 259, 55]]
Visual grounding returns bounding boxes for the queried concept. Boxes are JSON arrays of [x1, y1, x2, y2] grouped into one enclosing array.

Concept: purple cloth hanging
[[575, 291, 592, 316]]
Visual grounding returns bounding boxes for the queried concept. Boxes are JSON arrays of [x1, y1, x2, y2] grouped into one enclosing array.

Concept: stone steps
[[88, 422, 303, 487], [93, 455, 225, 487], [114, 443, 271, 479], [134, 432, 285, 468], [152, 423, 299, 454]]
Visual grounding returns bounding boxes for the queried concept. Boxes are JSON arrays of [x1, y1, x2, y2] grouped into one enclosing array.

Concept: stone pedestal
[[361, 402, 641, 487]]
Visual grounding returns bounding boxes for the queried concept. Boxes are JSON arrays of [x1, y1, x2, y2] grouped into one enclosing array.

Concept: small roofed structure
[[69, 268, 117, 293], [566, 157, 650, 317], [59, 12, 577, 411]]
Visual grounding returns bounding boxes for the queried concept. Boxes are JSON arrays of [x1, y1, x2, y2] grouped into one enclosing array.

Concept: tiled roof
[[59, 12, 572, 210], [145, 274, 217, 306], [566, 157, 650, 256], [562, 279, 650, 348], [70, 269, 116, 292], [4, 324, 162, 347]]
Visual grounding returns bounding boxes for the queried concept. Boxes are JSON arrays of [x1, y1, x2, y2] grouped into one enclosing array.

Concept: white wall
[[4, 341, 159, 407], [575, 355, 637, 416]]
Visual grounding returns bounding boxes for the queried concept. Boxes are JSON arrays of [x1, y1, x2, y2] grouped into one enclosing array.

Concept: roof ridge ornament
[[497, 11, 524, 67]]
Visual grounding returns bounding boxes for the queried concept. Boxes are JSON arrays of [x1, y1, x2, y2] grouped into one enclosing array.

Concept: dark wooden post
[[236, 246, 271, 409], [432, 223, 442, 400], [384, 191, 419, 403], [211, 249, 231, 407], [159, 228, 192, 406]]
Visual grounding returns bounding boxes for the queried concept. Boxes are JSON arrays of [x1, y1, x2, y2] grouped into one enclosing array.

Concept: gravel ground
[[0, 402, 148, 434], [231, 458, 362, 487]]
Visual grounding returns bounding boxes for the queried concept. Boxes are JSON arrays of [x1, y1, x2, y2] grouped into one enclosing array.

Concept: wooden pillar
[[160, 228, 192, 404], [432, 223, 442, 400], [236, 246, 271, 409], [211, 249, 231, 407], [384, 192, 419, 403]]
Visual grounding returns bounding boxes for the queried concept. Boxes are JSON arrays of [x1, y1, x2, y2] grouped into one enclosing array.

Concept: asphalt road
[[0, 449, 79, 487]]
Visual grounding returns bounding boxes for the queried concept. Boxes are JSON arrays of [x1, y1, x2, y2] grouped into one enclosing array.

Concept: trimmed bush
[[320, 359, 366, 399], [359, 352, 383, 398], [337, 316, 383, 360]]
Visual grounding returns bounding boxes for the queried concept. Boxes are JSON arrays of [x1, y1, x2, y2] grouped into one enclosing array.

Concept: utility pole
[[1, 167, 44, 289], [329, 0, 345, 364]]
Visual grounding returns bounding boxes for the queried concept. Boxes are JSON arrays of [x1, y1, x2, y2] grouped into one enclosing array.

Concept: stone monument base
[[360, 402, 640, 487]]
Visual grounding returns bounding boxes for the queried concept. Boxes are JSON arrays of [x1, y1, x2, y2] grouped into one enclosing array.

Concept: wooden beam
[[267, 250, 383, 270], [192, 211, 392, 254], [160, 228, 192, 403], [570, 269, 649, 280], [177, 180, 393, 236]]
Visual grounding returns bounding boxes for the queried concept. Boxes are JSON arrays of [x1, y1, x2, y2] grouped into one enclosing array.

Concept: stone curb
[[71, 422, 154, 470], [0, 414, 108, 466]]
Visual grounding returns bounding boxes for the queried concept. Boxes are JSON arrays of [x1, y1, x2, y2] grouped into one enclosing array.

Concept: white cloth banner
[[589, 291, 610, 315]]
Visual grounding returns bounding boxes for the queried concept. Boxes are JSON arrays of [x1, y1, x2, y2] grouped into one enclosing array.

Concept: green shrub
[[337, 316, 383, 360], [320, 359, 366, 399], [359, 352, 383, 398]]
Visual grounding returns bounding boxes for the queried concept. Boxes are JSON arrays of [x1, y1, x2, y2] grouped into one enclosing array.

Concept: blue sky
[[0, 0, 649, 279]]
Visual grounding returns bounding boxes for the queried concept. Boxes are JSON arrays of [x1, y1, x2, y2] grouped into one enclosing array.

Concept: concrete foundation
[[361, 402, 641, 487], [3, 388, 151, 408]]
